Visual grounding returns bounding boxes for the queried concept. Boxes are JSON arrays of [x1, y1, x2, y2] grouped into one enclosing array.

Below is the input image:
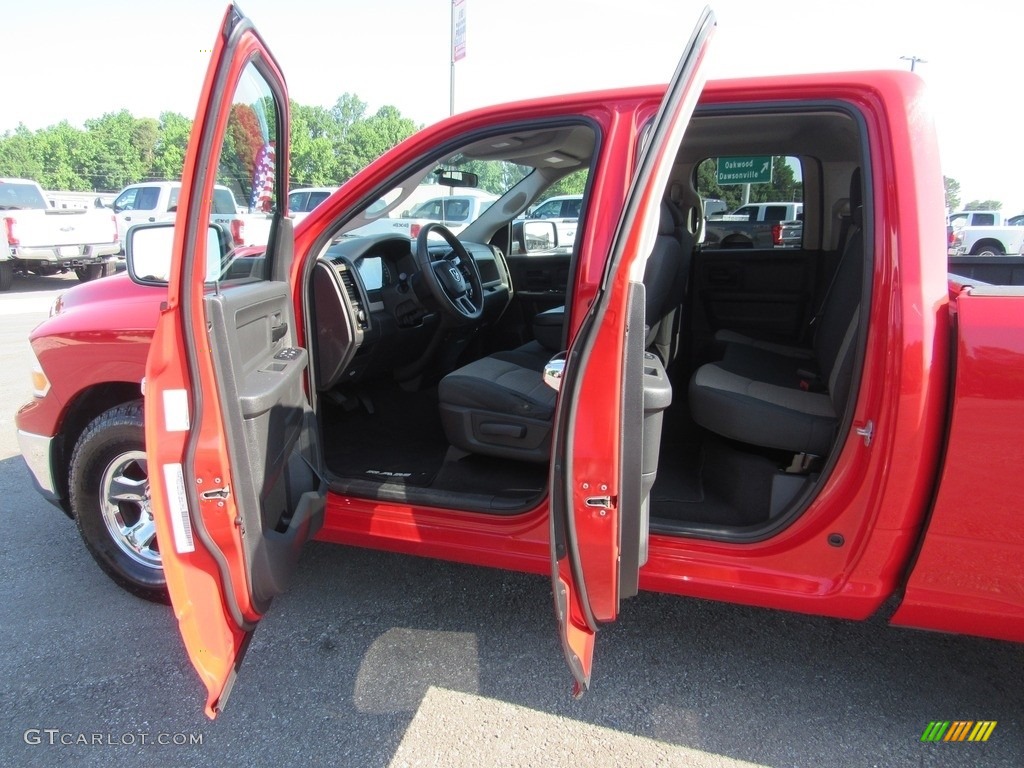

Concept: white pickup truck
[[0, 178, 120, 289], [525, 194, 582, 247], [112, 181, 273, 249], [350, 191, 498, 239], [946, 210, 1024, 257]]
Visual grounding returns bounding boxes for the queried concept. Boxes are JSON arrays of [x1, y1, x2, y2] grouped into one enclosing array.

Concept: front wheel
[[69, 402, 167, 603], [0, 261, 13, 291]]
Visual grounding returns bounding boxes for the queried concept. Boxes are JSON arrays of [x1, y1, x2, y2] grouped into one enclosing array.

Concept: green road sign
[[717, 156, 773, 185]]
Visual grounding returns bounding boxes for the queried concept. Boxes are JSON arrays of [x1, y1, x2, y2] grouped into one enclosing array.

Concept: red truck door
[[142, 5, 324, 718], [550, 6, 716, 695]]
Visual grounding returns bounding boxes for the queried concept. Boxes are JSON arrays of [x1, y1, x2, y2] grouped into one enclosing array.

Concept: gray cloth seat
[[438, 201, 686, 462], [688, 170, 864, 456]]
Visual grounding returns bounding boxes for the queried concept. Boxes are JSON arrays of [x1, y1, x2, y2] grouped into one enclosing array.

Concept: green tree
[[150, 112, 192, 181], [965, 200, 1001, 211], [290, 102, 341, 186], [347, 105, 418, 175], [329, 93, 367, 138], [35, 122, 97, 190], [85, 110, 148, 190], [0, 125, 45, 181], [944, 176, 961, 212], [544, 169, 588, 198]]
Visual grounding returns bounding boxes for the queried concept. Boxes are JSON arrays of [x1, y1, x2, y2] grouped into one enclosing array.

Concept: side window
[[113, 188, 138, 213], [974, 213, 995, 226], [445, 199, 469, 222], [135, 186, 161, 211], [168, 187, 180, 212], [532, 200, 558, 218], [287, 190, 307, 212], [696, 156, 804, 249], [308, 191, 330, 209], [212, 188, 238, 215], [209, 60, 281, 282]]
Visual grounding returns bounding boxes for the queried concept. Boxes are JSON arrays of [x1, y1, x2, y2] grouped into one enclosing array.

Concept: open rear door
[[550, 6, 716, 695], [142, 5, 324, 718]]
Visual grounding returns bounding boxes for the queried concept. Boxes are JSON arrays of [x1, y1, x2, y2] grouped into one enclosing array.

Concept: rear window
[[0, 182, 47, 210], [696, 155, 804, 249], [212, 188, 237, 215]]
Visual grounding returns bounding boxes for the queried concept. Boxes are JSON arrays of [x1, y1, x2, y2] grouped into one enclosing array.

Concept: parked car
[[288, 186, 337, 222], [527, 194, 582, 246], [945, 209, 1024, 256], [705, 200, 804, 248], [349, 189, 498, 239], [112, 181, 272, 248], [17, 5, 1024, 721], [1, 177, 119, 287]]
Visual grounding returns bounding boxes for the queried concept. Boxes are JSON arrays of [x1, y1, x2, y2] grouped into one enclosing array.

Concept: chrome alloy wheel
[[98, 450, 160, 569]]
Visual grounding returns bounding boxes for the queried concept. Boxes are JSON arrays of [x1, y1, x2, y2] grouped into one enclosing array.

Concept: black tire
[[971, 242, 1004, 257], [75, 263, 106, 283], [0, 261, 12, 291], [69, 402, 168, 603]]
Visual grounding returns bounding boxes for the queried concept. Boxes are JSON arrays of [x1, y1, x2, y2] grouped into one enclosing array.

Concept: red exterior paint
[[143, 8, 293, 717], [890, 289, 1024, 641]]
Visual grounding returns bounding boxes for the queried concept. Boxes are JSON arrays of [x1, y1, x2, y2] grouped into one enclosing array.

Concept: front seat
[[437, 201, 684, 462]]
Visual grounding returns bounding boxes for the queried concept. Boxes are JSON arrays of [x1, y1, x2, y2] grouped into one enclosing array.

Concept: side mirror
[[126, 222, 226, 285], [511, 220, 559, 255]]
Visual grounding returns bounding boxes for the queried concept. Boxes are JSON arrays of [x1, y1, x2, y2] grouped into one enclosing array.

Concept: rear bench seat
[[688, 170, 864, 456]]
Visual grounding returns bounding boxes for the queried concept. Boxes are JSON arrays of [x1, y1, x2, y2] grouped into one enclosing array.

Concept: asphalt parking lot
[[1, 273, 1021, 768]]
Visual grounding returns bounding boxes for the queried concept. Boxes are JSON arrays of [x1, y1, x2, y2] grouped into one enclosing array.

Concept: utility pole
[[900, 55, 926, 72]]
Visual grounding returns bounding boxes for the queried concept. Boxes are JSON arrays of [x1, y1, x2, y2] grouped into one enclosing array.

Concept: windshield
[[330, 124, 595, 247]]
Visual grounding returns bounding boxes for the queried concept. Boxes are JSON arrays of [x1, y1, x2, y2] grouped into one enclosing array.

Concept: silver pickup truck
[[1, 178, 120, 288]]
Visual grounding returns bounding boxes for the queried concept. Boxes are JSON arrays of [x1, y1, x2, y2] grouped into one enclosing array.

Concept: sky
[[3, 0, 1022, 214]]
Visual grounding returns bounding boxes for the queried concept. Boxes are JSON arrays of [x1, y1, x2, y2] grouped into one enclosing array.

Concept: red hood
[[52, 271, 164, 315]]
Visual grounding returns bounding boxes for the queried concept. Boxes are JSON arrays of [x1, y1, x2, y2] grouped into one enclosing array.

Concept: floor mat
[[321, 386, 449, 487]]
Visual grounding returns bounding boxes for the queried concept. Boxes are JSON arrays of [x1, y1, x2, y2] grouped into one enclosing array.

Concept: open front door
[[143, 5, 324, 718], [550, 6, 716, 695]]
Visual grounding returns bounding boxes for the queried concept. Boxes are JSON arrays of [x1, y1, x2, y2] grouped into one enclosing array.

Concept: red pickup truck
[[16, 5, 1024, 719]]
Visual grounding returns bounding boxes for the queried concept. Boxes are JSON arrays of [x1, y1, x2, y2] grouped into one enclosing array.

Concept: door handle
[[271, 322, 288, 342]]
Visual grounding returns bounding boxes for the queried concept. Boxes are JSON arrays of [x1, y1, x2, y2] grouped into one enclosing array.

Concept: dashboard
[[310, 233, 511, 390]]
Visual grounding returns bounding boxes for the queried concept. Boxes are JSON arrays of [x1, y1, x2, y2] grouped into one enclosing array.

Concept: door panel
[[550, 6, 716, 695], [497, 251, 573, 347], [690, 247, 819, 353], [204, 282, 324, 613], [142, 4, 321, 719]]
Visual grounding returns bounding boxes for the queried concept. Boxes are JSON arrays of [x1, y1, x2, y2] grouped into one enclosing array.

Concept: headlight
[[29, 348, 50, 398]]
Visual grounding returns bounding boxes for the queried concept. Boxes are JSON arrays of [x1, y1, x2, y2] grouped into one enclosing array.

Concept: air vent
[[337, 264, 369, 330]]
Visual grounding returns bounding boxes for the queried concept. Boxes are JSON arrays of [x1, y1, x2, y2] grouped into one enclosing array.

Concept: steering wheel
[[415, 223, 484, 321]]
